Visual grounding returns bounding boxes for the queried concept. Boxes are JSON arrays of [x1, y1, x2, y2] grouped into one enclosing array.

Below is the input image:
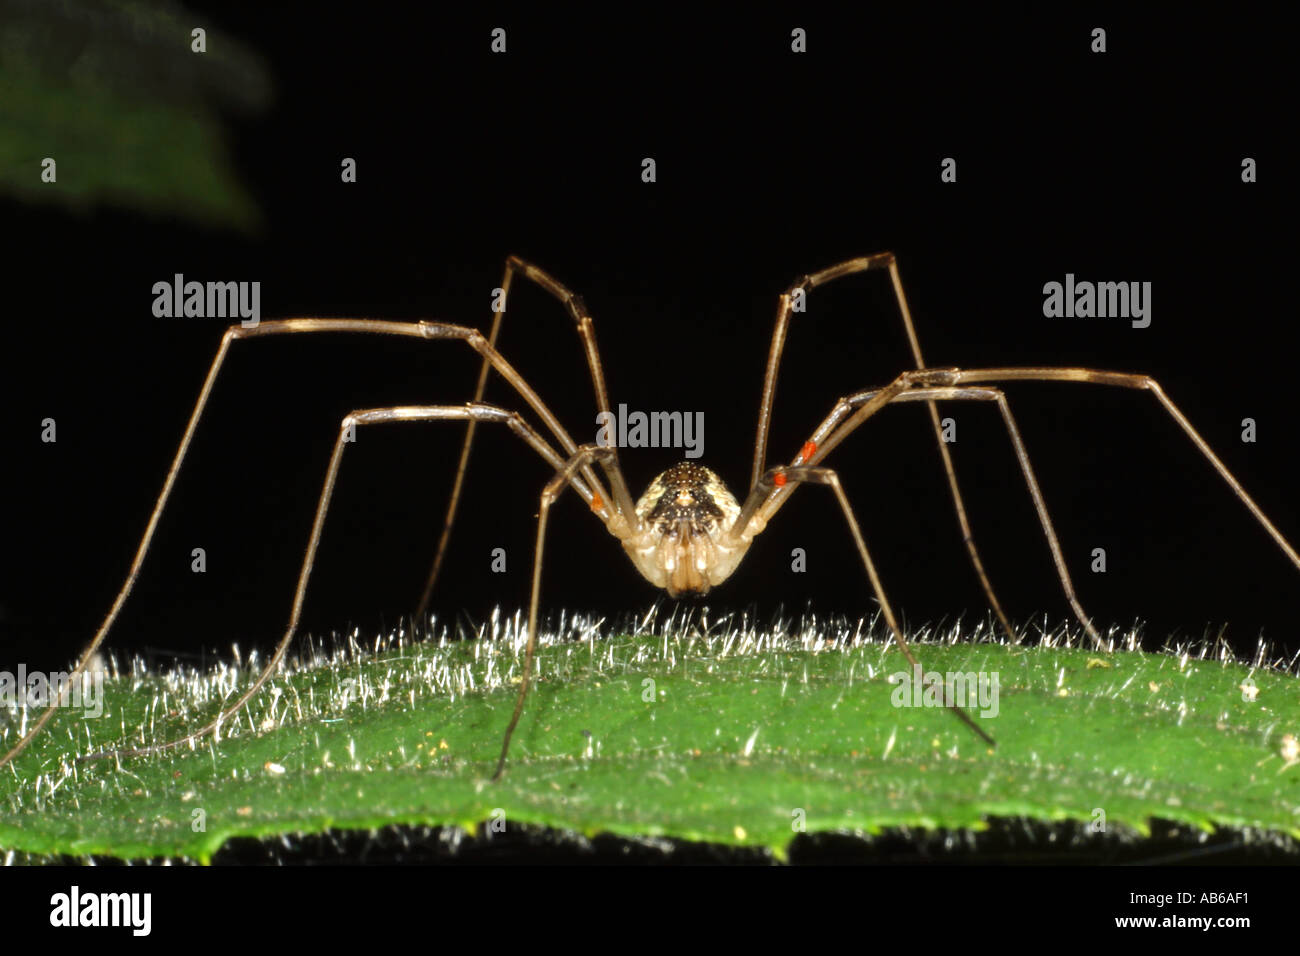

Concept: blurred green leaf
[[0, 0, 270, 229]]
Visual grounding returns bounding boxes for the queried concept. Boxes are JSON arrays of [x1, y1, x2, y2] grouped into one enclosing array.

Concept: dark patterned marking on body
[[639, 463, 729, 536]]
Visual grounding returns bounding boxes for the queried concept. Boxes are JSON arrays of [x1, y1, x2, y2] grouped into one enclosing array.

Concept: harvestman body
[[5, 254, 1299, 780]]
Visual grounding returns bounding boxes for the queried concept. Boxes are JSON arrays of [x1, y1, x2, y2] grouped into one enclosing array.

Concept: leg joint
[[785, 275, 813, 297]]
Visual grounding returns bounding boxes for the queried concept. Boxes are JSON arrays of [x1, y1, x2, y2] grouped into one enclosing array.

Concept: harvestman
[[4, 254, 1299, 781]]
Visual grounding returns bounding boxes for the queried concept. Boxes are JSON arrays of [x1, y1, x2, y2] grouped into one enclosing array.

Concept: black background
[[3, 7, 1297, 683]]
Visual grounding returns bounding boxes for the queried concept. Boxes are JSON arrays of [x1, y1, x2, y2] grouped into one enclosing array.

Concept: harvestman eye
[[5, 254, 1299, 782]]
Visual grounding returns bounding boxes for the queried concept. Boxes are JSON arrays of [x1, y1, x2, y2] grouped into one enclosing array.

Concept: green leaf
[[0, 0, 270, 230], [2, 620, 1298, 863]]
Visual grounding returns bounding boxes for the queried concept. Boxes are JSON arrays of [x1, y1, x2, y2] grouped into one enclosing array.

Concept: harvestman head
[[5, 254, 1300, 782]]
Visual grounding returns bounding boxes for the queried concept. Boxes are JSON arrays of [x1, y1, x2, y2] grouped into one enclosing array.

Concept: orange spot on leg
[[589, 493, 604, 513], [772, 471, 787, 487], [799, 440, 817, 462]]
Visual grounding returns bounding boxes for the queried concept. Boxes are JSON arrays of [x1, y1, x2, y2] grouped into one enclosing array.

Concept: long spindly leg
[[77, 403, 594, 764], [939, 367, 1300, 574], [493, 443, 617, 781], [0, 316, 611, 772], [741, 463, 996, 747], [737, 382, 1104, 645], [778, 385, 1103, 645], [752, 254, 1014, 638], [417, 257, 636, 618], [750, 367, 1300, 645]]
